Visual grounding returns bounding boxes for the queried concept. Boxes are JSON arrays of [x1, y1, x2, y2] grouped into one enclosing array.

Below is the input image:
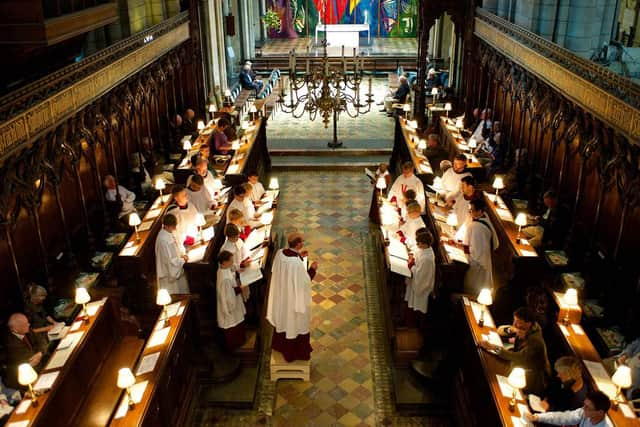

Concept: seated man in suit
[[5, 313, 47, 389], [239, 62, 263, 92], [382, 75, 410, 115]]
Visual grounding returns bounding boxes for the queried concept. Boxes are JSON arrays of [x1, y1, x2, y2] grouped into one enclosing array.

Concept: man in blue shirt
[[525, 390, 613, 427]]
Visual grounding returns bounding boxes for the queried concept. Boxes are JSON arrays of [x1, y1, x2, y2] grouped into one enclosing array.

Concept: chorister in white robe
[[388, 174, 426, 213], [227, 198, 261, 227], [167, 203, 199, 245], [155, 228, 189, 294], [220, 238, 249, 271], [405, 247, 436, 313], [399, 216, 427, 250], [441, 168, 471, 201], [187, 187, 213, 214], [249, 181, 265, 202], [463, 213, 499, 294], [105, 185, 136, 218], [452, 193, 472, 229], [216, 267, 246, 329], [201, 172, 218, 199], [266, 249, 311, 339]]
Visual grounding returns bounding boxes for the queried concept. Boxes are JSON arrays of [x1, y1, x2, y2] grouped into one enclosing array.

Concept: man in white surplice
[[463, 198, 498, 294], [388, 161, 426, 213], [155, 213, 189, 294], [266, 232, 318, 362], [405, 230, 436, 315]]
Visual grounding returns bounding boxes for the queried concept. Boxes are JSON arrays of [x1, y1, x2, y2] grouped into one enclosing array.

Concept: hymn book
[[240, 264, 263, 286]]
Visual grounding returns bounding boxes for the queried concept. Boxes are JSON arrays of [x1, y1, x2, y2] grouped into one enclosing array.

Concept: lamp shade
[[403, 104, 411, 112], [612, 365, 632, 389], [444, 103, 452, 111], [446, 213, 458, 227], [156, 288, 171, 306], [376, 176, 387, 190], [268, 177, 279, 190], [182, 139, 192, 151], [564, 288, 578, 306], [417, 139, 427, 150], [492, 176, 505, 190], [431, 88, 439, 96], [224, 89, 231, 98], [507, 367, 527, 390], [128, 212, 141, 227], [231, 140, 240, 150], [515, 212, 527, 227], [195, 213, 206, 227], [260, 211, 273, 226], [249, 104, 257, 113], [117, 368, 136, 389], [209, 104, 216, 113], [155, 178, 165, 191], [75, 287, 90, 305], [477, 288, 493, 306], [18, 363, 38, 386], [455, 118, 464, 129], [468, 138, 477, 149], [197, 120, 205, 131]]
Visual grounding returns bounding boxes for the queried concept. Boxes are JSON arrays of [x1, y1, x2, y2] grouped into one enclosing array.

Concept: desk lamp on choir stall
[[444, 103, 452, 117], [431, 87, 439, 105], [18, 364, 39, 407], [197, 120, 205, 132], [507, 367, 526, 411], [515, 212, 527, 244], [223, 89, 232, 107], [376, 176, 387, 200], [477, 288, 493, 327], [402, 103, 411, 119], [117, 368, 136, 409], [455, 117, 464, 130], [562, 288, 578, 324], [75, 287, 91, 323], [182, 138, 192, 153], [492, 176, 504, 205], [129, 212, 142, 242], [269, 177, 279, 190], [156, 288, 172, 327], [417, 139, 427, 151], [155, 178, 166, 205], [446, 212, 458, 232], [612, 365, 632, 408], [467, 138, 477, 158]]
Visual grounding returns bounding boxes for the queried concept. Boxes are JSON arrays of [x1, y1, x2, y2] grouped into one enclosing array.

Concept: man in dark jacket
[[479, 307, 551, 396], [4, 313, 47, 389]]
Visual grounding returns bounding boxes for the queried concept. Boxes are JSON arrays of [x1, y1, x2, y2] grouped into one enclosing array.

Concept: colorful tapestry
[[265, 0, 418, 38]]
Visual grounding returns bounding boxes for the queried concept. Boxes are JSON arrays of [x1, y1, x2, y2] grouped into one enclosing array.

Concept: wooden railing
[[42, 0, 112, 19]]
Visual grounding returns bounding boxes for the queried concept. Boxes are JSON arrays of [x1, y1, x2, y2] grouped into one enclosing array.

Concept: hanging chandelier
[[276, 38, 373, 148]]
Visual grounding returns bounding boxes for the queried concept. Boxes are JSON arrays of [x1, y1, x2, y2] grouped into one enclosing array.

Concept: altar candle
[[368, 76, 372, 95]]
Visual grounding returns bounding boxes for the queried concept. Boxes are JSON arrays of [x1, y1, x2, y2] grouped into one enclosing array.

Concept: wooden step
[[270, 350, 310, 382]]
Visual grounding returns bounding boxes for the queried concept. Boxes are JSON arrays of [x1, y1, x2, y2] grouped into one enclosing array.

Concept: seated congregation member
[[181, 108, 198, 139], [405, 230, 436, 323], [239, 61, 263, 92], [471, 108, 492, 143], [480, 307, 551, 396], [167, 185, 199, 246], [616, 335, 640, 399], [24, 284, 59, 336], [441, 154, 471, 203], [5, 313, 47, 389], [216, 250, 246, 352], [398, 201, 426, 250], [424, 134, 449, 176], [228, 208, 252, 240], [522, 190, 571, 250], [449, 175, 483, 229], [220, 224, 251, 272], [213, 117, 233, 154], [383, 75, 410, 114], [155, 214, 189, 295], [267, 232, 318, 362], [474, 121, 506, 174], [0, 376, 20, 418], [463, 198, 498, 294], [227, 185, 260, 227], [540, 356, 590, 412], [130, 137, 155, 194], [246, 170, 265, 204], [194, 157, 218, 199], [525, 390, 613, 427], [389, 161, 425, 213], [103, 175, 136, 219], [186, 175, 214, 214]]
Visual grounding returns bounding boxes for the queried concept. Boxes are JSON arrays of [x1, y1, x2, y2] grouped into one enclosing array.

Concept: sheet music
[[113, 381, 149, 419], [244, 229, 265, 251], [387, 237, 408, 260], [558, 324, 570, 336], [14, 399, 30, 414], [187, 244, 207, 263], [138, 220, 153, 232], [165, 302, 181, 317], [85, 297, 106, 316], [136, 352, 161, 376], [389, 256, 411, 277], [250, 247, 266, 263], [496, 374, 523, 400], [583, 360, 617, 399], [34, 370, 59, 391], [120, 245, 138, 256], [7, 421, 30, 427], [46, 331, 85, 370], [226, 164, 241, 175], [571, 324, 585, 335], [470, 301, 495, 328], [482, 331, 503, 347], [240, 264, 263, 286], [202, 226, 215, 242], [145, 208, 162, 219], [147, 326, 171, 348], [444, 243, 469, 264], [257, 201, 273, 215], [619, 403, 637, 418]]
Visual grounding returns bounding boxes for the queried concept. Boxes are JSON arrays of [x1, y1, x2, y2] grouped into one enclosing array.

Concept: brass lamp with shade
[[507, 367, 526, 411], [402, 103, 411, 119], [155, 178, 166, 205], [492, 176, 504, 205], [75, 287, 91, 322], [223, 89, 232, 107], [562, 288, 578, 324], [182, 138, 192, 152], [477, 288, 493, 327], [515, 212, 527, 243], [375, 176, 387, 201], [467, 137, 477, 153], [417, 139, 427, 151], [455, 117, 464, 130], [156, 288, 172, 327], [446, 212, 459, 231], [117, 367, 136, 409], [249, 104, 258, 121], [129, 212, 142, 242], [197, 120, 205, 131], [268, 177, 279, 190], [18, 363, 39, 406], [431, 87, 439, 105], [612, 365, 632, 407], [209, 103, 217, 113], [444, 103, 452, 117]]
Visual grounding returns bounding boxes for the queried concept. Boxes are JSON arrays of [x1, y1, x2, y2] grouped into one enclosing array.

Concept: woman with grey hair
[[538, 356, 590, 412], [24, 284, 58, 334]]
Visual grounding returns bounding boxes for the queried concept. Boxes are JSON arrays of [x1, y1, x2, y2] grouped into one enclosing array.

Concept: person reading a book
[[404, 230, 436, 327], [525, 390, 613, 427], [246, 170, 265, 204], [216, 250, 246, 352], [538, 356, 590, 412], [24, 284, 59, 336]]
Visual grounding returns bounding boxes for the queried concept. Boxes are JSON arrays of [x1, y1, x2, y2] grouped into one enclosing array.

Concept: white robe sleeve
[[217, 272, 236, 316], [412, 249, 435, 295]]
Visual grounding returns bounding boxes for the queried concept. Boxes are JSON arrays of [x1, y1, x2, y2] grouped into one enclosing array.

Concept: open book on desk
[[240, 264, 263, 286]]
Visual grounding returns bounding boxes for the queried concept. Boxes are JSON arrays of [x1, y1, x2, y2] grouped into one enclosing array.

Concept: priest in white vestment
[[463, 199, 499, 294], [388, 162, 426, 213], [266, 232, 318, 362], [216, 250, 246, 351], [405, 231, 436, 315], [186, 174, 214, 214], [441, 154, 471, 203], [167, 185, 199, 246], [247, 171, 265, 203], [155, 213, 189, 294]]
